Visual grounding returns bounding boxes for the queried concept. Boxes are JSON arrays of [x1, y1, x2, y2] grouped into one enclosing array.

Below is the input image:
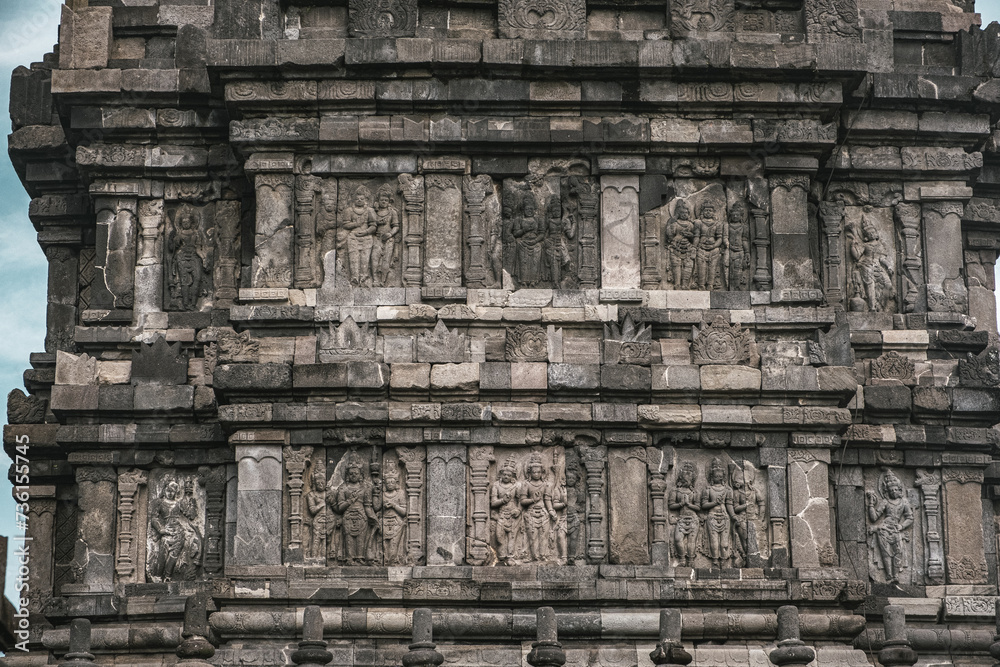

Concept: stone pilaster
[[134, 199, 164, 322], [397, 446, 426, 565], [399, 173, 425, 288], [579, 444, 607, 563], [25, 488, 56, 612], [787, 449, 835, 568], [600, 176, 641, 289], [293, 176, 321, 288], [114, 469, 147, 585], [44, 246, 79, 353], [915, 470, 944, 585], [942, 456, 988, 584], [769, 174, 816, 292], [284, 446, 313, 559], [252, 174, 295, 289], [922, 201, 968, 315], [608, 445, 648, 564], [465, 445, 492, 566], [63, 466, 117, 595], [213, 200, 242, 307], [428, 444, 468, 565], [423, 173, 464, 298], [819, 201, 845, 307], [751, 206, 772, 290], [92, 196, 138, 310], [895, 203, 924, 313], [463, 175, 492, 288]]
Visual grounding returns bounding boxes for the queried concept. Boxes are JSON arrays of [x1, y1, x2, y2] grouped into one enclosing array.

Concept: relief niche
[[661, 452, 768, 569], [164, 204, 214, 311], [336, 179, 403, 288], [846, 205, 897, 313], [145, 470, 206, 583], [864, 467, 921, 585]]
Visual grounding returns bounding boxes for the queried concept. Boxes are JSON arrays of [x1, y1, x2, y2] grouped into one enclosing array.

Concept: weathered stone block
[[213, 364, 292, 391], [430, 363, 480, 391]]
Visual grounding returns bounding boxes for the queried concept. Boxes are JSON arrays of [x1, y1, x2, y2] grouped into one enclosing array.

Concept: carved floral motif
[[692, 316, 755, 365]]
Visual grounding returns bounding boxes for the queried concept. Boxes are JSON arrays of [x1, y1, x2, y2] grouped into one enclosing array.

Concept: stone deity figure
[[487, 220, 504, 287], [333, 460, 379, 564], [562, 459, 587, 564], [317, 183, 338, 255], [549, 465, 568, 563], [341, 185, 378, 287], [518, 454, 557, 563], [371, 183, 400, 286], [304, 469, 330, 561], [866, 469, 914, 583], [668, 462, 700, 566], [490, 456, 522, 565], [730, 463, 764, 566], [510, 188, 546, 288], [701, 458, 734, 568], [694, 202, 725, 290], [167, 207, 208, 310], [849, 213, 895, 312], [381, 469, 408, 565], [544, 196, 577, 289], [666, 199, 697, 289], [148, 477, 202, 582], [727, 201, 751, 291]]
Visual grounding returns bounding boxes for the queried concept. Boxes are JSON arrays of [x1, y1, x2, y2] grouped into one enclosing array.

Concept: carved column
[[423, 173, 464, 297], [214, 200, 241, 307], [284, 446, 313, 558], [640, 212, 661, 290], [134, 199, 164, 321], [601, 176, 641, 289], [252, 174, 295, 288], [818, 201, 845, 307], [895, 203, 924, 313], [25, 490, 56, 612], [914, 470, 944, 584], [294, 176, 320, 287], [115, 469, 147, 582], [464, 175, 491, 288], [399, 173, 425, 287], [466, 445, 494, 566], [942, 459, 987, 583], [579, 445, 608, 563], [769, 174, 814, 292], [608, 445, 646, 564], [200, 466, 227, 576], [397, 446, 426, 565], [922, 201, 968, 315], [92, 196, 138, 310], [427, 444, 467, 565], [232, 431, 286, 566], [646, 447, 668, 564], [786, 449, 835, 568], [576, 179, 600, 289], [63, 467, 117, 595], [751, 206, 772, 290]]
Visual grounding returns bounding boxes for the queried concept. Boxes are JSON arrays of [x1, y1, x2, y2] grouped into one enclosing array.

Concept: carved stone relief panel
[[164, 203, 214, 311], [324, 445, 384, 565], [424, 174, 464, 290], [845, 205, 897, 313], [641, 180, 750, 291], [336, 178, 404, 288], [348, 0, 417, 37], [669, 0, 735, 38], [863, 467, 921, 585], [473, 446, 567, 565], [502, 162, 597, 290], [498, 0, 586, 40], [145, 469, 207, 583], [657, 451, 769, 569]]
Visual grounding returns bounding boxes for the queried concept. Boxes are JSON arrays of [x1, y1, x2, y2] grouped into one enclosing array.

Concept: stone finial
[[767, 606, 815, 667], [527, 607, 566, 667], [292, 606, 333, 667], [176, 594, 216, 666], [402, 608, 443, 667], [58, 619, 97, 667], [878, 605, 917, 667], [650, 609, 693, 666]]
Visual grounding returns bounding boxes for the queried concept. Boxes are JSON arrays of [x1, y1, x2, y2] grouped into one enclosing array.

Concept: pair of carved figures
[[490, 452, 575, 565], [336, 183, 402, 288], [502, 176, 596, 289], [146, 475, 203, 582], [302, 457, 408, 565], [668, 458, 764, 568]]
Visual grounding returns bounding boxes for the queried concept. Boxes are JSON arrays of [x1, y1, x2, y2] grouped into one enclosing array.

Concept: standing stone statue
[[694, 201, 725, 291], [665, 200, 697, 289], [727, 200, 751, 291], [340, 185, 378, 287], [147, 476, 203, 582], [668, 462, 700, 566], [562, 456, 587, 564], [519, 453, 557, 563], [381, 468, 408, 565], [543, 195, 577, 289], [508, 186, 545, 288], [490, 456, 522, 565], [731, 462, 764, 567], [867, 469, 914, 584], [303, 469, 330, 561], [848, 211, 895, 312], [701, 458, 734, 569], [371, 183, 400, 287], [332, 459, 379, 565]]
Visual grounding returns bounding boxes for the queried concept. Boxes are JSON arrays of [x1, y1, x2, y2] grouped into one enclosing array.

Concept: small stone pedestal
[[878, 605, 917, 667], [402, 608, 444, 667], [292, 606, 333, 667], [527, 607, 566, 667], [177, 594, 216, 667], [58, 619, 97, 667], [768, 606, 815, 667], [650, 609, 692, 666]]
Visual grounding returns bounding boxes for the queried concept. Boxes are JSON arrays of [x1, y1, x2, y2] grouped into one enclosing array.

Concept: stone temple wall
[[5, 0, 1000, 664]]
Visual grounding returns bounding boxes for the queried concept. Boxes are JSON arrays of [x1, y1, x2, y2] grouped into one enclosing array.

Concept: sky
[[0, 0, 997, 604]]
